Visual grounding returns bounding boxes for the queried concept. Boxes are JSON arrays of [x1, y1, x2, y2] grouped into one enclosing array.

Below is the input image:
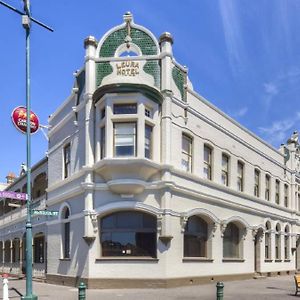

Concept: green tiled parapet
[[96, 27, 160, 88]]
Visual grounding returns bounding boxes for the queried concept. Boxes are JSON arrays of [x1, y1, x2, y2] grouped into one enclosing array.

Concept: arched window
[[265, 222, 271, 260], [4, 240, 11, 263], [284, 226, 290, 260], [100, 211, 157, 257], [33, 233, 45, 263], [184, 216, 208, 257], [62, 207, 70, 259], [223, 223, 241, 258], [12, 238, 20, 263], [275, 223, 281, 260]]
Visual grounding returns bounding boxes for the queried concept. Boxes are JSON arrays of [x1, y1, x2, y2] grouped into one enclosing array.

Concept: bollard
[[2, 273, 9, 300], [78, 281, 86, 300], [216, 281, 224, 300]]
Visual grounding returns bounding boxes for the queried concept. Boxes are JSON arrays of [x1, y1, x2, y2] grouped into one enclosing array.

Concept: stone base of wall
[[261, 270, 295, 277], [45, 272, 275, 289]]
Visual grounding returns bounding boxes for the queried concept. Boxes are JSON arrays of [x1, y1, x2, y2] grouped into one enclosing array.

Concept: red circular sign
[[11, 106, 39, 134]]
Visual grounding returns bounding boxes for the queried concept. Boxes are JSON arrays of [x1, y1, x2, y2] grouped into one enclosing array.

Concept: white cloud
[[230, 106, 248, 118], [263, 83, 279, 96], [258, 112, 300, 146], [218, 0, 246, 73], [262, 67, 300, 111]]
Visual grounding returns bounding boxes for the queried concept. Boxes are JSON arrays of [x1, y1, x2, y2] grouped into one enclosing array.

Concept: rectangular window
[[284, 184, 289, 207], [181, 134, 192, 172], [145, 107, 152, 118], [265, 232, 270, 259], [203, 145, 212, 180], [265, 175, 270, 201], [221, 154, 229, 186], [237, 161, 244, 192], [113, 103, 137, 114], [100, 127, 105, 159], [64, 222, 70, 259], [114, 123, 136, 157], [254, 169, 260, 197], [63, 144, 71, 179], [34, 236, 45, 263], [275, 233, 280, 260], [145, 125, 153, 159], [284, 236, 289, 260], [275, 180, 280, 204]]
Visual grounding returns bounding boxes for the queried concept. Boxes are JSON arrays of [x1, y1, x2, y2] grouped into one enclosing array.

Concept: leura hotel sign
[[116, 61, 140, 76]]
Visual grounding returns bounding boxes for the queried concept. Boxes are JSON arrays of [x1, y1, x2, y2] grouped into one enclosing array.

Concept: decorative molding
[[220, 222, 227, 238], [157, 214, 162, 235], [211, 223, 218, 237], [252, 229, 258, 241], [180, 216, 188, 233], [242, 228, 248, 240]]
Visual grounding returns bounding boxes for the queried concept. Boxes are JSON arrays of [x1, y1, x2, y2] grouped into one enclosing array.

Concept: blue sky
[[0, 0, 299, 182]]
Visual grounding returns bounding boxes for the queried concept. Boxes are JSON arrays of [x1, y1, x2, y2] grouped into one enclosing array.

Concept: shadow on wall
[[57, 223, 88, 279]]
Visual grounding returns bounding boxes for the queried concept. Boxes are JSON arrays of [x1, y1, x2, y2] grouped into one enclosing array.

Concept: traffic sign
[[31, 209, 59, 217], [0, 191, 27, 201]]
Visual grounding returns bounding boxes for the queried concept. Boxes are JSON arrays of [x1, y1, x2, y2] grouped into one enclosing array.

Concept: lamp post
[[0, 1, 53, 299]]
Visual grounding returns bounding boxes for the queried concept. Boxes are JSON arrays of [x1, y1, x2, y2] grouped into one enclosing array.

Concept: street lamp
[[0, 1, 53, 299]]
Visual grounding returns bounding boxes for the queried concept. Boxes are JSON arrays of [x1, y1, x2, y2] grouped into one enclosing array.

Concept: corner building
[[2, 12, 300, 288]]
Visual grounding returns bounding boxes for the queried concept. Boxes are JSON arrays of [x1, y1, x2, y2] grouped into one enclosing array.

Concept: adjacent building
[[1, 13, 300, 288]]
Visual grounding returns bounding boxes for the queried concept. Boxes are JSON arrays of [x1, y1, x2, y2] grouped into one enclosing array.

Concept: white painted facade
[[1, 13, 300, 287]]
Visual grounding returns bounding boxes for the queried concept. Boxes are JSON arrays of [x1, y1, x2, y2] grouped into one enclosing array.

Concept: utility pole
[[0, 1, 53, 299]]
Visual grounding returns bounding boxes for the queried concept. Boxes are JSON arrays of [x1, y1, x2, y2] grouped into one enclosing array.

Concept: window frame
[[265, 222, 271, 260], [265, 174, 271, 201], [254, 169, 260, 197], [203, 145, 213, 180], [223, 223, 241, 259], [113, 122, 137, 157], [100, 126, 105, 159], [63, 143, 71, 179], [184, 216, 208, 258], [275, 224, 281, 260], [61, 207, 71, 259], [237, 161, 244, 192], [145, 124, 153, 159], [284, 184, 289, 208], [181, 134, 193, 172], [275, 180, 280, 204], [33, 234, 45, 264], [113, 103, 137, 115], [100, 211, 157, 258], [221, 153, 230, 186]]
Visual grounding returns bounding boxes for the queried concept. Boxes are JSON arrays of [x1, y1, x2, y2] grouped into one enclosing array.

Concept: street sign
[[0, 191, 27, 201], [11, 106, 39, 134], [31, 209, 59, 217]]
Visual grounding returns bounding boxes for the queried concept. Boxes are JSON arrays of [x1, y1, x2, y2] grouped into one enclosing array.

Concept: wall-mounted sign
[[116, 61, 140, 76], [11, 106, 39, 134], [32, 209, 59, 217], [0, 191, 27, 201]]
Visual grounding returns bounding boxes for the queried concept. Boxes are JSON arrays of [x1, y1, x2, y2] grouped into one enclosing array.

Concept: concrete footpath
[[0, 275, 298, 299]]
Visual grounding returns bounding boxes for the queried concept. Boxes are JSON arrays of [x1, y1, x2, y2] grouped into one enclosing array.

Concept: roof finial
[[123, 12, 133, 48]]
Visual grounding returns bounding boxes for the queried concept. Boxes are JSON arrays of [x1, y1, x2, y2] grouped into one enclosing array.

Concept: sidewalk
[[0, 275, 297, 299]]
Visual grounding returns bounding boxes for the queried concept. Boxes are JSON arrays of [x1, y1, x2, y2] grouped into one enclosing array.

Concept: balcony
[[94, 158, 161, 195]]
